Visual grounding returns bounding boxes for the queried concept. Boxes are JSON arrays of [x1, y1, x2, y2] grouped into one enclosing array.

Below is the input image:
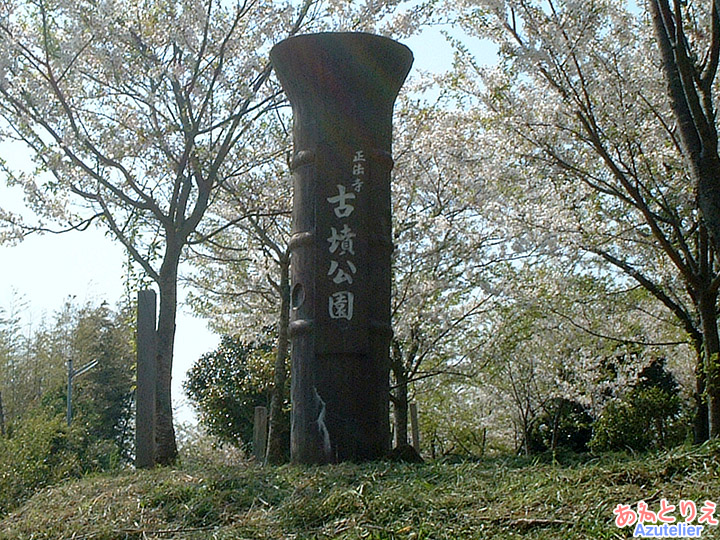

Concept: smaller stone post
[[409, 402, 420, 453], [253, 406, 268, 463], [136, 289, 157, 469]]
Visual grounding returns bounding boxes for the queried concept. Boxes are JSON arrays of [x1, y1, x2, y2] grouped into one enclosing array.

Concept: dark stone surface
[[136, 289, 157, 469], [271, 33, 412, 464]]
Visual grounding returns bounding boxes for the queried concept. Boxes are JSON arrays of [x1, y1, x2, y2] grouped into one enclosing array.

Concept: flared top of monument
[[270, 32, 414, 114]]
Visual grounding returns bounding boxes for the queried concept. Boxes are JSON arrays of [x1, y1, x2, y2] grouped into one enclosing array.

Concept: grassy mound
[[1, 443, 718, 539]]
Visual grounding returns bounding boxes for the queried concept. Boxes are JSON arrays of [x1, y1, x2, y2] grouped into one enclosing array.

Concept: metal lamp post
[[66, 358, 99, 426]]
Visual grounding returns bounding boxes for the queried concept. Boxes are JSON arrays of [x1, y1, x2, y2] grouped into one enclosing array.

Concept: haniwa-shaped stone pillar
[[270, 32, 413, 464]]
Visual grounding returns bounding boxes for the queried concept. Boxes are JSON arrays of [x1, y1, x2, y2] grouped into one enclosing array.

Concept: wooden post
[[271, 33, 413, 464], [136, 289, 157, 469], [253, 406, 268, 463], [409, 402, 420, 453]]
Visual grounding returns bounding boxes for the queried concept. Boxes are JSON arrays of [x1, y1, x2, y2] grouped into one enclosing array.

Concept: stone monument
[[270, 32, 413, 463]]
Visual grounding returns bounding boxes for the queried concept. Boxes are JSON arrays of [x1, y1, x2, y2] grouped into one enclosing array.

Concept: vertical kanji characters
[[324, 149, 367, 322], [352, 150, 365, 192], [329, 291, 354, 320], [327, 184, 355, 218], [328, 260, 357, 284], [327, 224, 356, 255]]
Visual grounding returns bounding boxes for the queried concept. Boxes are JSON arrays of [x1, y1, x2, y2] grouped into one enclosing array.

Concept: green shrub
[[589, 398, 647, 451], [528, 398, 593, 453], [0, 410, 75, 514], [590, 358, 687, 452], [0, 408, 121, 516], [184, 335, 283, 452]]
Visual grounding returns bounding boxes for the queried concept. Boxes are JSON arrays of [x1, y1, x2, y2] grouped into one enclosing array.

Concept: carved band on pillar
[[271, 32, 413, 464]]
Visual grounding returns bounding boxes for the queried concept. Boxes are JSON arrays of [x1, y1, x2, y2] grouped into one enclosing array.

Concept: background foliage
[[0, 0, 717, 512], [0, 299, 134, 515], [183, 334, 289, 454]]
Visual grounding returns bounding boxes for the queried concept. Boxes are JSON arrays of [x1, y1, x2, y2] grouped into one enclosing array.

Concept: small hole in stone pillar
[[291, 283, 305, 309]]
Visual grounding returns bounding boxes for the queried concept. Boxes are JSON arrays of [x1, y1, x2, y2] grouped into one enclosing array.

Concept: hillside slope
[[1, 444, 718, 540]]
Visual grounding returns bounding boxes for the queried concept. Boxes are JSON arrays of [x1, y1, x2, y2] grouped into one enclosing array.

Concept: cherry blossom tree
[[388, 93, 507, 446], [0, 0, 324, 464], [185, 122, 292, 464], [426, 0, 720, 439], [481, 260, 692, 454], [647, 0, 720, 438]]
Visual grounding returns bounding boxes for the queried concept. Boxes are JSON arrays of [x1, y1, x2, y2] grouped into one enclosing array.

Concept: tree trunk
[[154, 248, 180, 466], [649, 2, 720, 437], [699, 290, 720, 438], [696, 155, 720, 255], [391, 354, 409, 448], [550, 403, 562, 453], [266, 258, 290, 465], [392, 369, 408, 448], [693, 354, 709, 444], [521, 419, 531, 457]]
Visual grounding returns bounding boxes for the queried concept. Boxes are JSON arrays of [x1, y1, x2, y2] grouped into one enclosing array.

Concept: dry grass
[[1, 442, 718, 540]]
